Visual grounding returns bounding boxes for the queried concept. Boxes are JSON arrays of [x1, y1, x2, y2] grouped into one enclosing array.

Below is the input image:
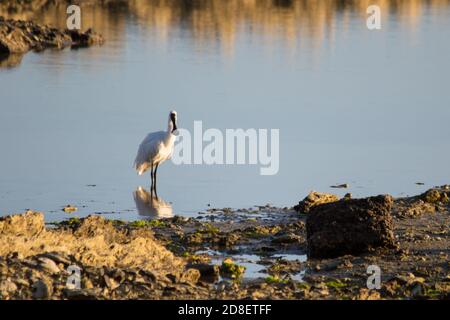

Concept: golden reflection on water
[[2, 0, 450, 57]]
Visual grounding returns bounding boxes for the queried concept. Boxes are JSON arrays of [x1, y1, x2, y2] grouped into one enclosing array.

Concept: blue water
[[1, 1, 449, 222]]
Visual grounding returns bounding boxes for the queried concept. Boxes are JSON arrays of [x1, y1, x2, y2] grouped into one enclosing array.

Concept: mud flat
[[0, 187, 449, 300]]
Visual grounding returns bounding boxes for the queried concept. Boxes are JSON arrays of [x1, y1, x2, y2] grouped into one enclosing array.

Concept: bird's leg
[[154, 164, 159, 196], [150, 165, 154, 192], [150, 186, 154, 200]]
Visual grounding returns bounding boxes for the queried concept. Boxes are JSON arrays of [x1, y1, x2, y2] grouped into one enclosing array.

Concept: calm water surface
[[1, 0, 450, 221]]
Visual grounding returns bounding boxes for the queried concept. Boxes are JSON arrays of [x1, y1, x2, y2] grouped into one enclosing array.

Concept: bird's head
[[169, 110, 177, 133]]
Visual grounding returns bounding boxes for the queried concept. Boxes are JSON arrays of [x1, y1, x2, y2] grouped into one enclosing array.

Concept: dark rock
[[306, 195, 396, 258], [67, 28, 104, 47], [186, 263, 220, 283], [64, 288, 97, 300], [32, 279, 52, 299], [330, 184, 349, 189], [166, 273, 179, 283]]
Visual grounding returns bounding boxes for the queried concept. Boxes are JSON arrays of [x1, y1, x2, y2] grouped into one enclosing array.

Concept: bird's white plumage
[[134, 111, 177, 176], [134, 131, 176, 175]]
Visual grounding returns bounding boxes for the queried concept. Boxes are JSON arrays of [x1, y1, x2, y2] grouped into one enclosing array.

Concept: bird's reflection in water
[[133, 186, 173, 219]]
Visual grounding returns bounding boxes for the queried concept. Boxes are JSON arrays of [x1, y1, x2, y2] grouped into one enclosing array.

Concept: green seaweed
[[200, 223, 220, 235], [265, 275, 288, 284], [296, 283, 310, 290], [59, 217, 81, 228], [325, 279, 347, 289], [220, 258, 246, 279], [129, 219, 165, 228]]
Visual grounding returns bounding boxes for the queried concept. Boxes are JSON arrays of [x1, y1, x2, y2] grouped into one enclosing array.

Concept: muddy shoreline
[[0, 187, 448, 300]]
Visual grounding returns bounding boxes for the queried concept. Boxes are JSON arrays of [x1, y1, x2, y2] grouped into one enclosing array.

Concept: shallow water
[[1, 1, 450, 222], [272, 253, 307, 263], [196, 248, 307, 280]]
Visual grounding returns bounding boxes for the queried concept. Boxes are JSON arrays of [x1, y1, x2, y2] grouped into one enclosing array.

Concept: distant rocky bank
[[0, 16, 103, 67], [0, 16, 103, 53]]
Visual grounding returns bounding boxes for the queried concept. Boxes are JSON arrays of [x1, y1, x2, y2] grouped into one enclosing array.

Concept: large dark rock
[[306, 195, 396, 259]]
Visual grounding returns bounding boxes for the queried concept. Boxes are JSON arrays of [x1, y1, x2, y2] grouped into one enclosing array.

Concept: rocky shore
[[0, 17, 103, 53], [0, 187, 449, 300], [0, 16, 103, 67]]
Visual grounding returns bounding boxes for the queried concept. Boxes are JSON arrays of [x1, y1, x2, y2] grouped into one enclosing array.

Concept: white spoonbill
[[134, 110, 178, 191]]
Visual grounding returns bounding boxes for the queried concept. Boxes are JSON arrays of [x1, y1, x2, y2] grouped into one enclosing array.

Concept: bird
[[133, 186, 173, 219], [134, 110, 178, 193]]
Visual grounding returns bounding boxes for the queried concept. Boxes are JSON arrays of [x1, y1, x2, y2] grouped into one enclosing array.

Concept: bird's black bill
[[170, 113, 177, 132]]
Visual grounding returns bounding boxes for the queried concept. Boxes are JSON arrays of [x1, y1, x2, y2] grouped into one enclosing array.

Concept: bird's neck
[[167, 121, 174, 133], [163, 129, 175, 145]]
